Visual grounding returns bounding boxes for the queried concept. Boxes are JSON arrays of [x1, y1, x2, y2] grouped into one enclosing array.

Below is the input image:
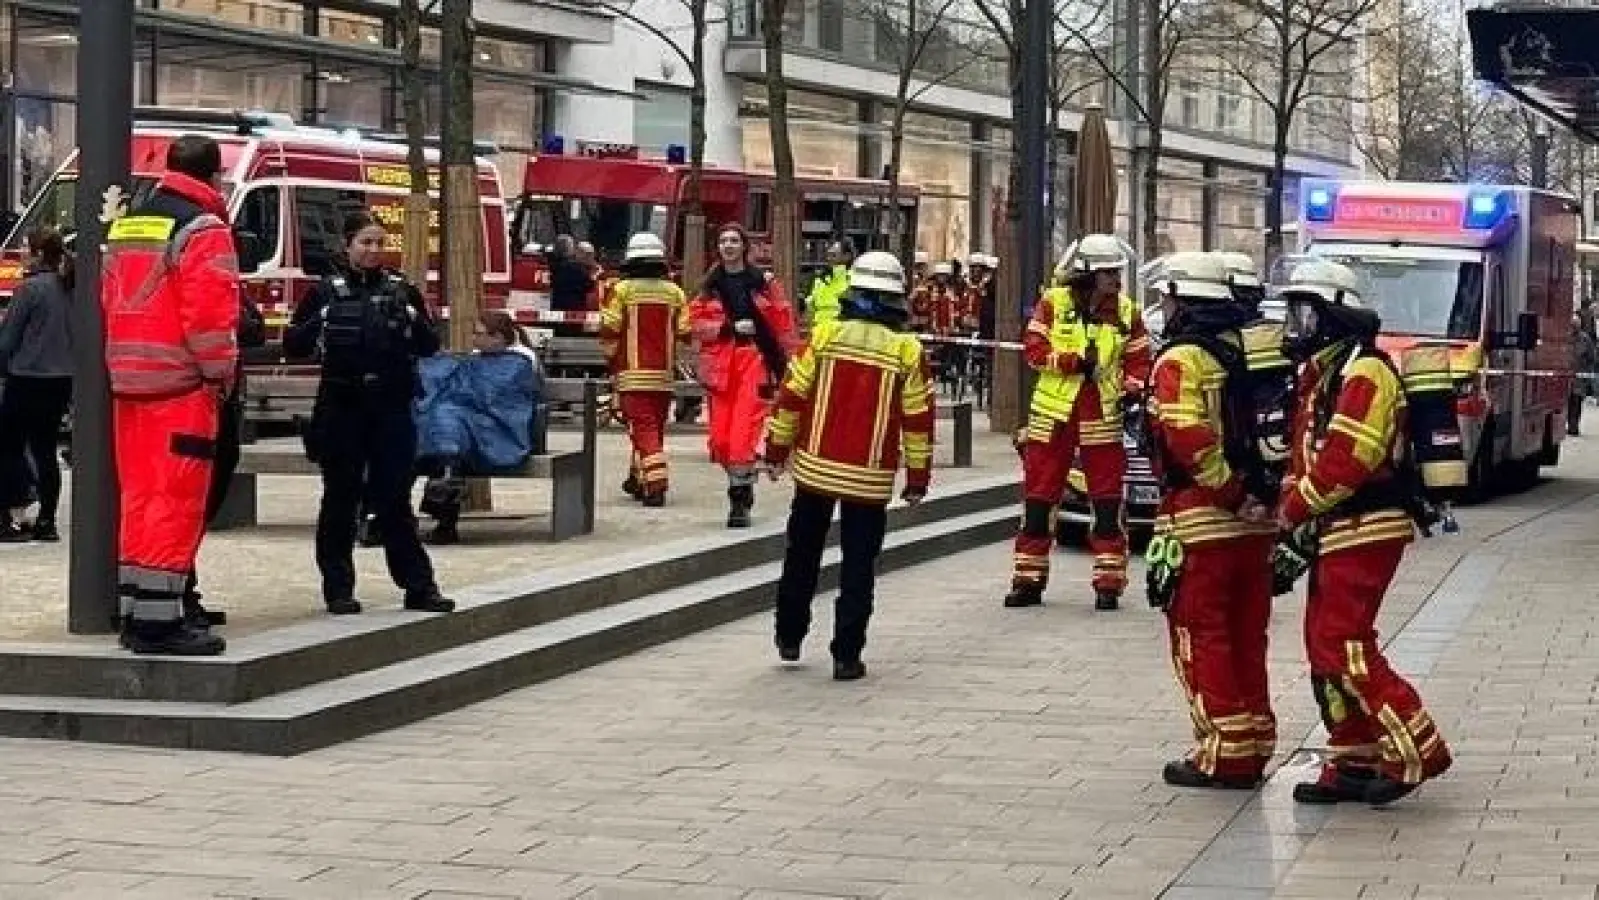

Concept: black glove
[[1271, 525, 1316, 597]]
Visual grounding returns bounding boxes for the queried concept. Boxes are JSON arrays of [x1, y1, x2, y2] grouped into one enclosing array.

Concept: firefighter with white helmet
[[1271, 257, 1453, 806], [766, 251, 935, 680], [601, 231, 690, 506], [1143, 251, 1279, 789], [1005, 232, 1152, 611]]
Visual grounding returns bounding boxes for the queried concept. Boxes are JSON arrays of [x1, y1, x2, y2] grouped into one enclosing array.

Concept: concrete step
[[0, 476, 1017, 705], [0, 506, 1017, 754]]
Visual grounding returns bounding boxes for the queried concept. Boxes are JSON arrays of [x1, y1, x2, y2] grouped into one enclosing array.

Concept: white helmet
[[848, 250, 906, 295], [913, 250, 930, 266], [985, 254, 999, 269], [967, 252, 990, 269], [623, 232, 666, 262], [1058, 233, 1129, 276], [1274, 258, 1366, 307], [931, 261, 953, 277], [1143, 252, 1234, 302], [1215, 251, 1262, 289]]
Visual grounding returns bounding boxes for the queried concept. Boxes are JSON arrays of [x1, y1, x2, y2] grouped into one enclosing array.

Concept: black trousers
[[313, 394, 436, 603], [773, 487, 888, 663], [1569, 391, 1585, 435], [0, 375, 71, 520]]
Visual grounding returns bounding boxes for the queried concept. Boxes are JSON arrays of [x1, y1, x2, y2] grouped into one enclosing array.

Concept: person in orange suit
[[688, 223, 799, 527], [1005, 233, 1151, 611], [1274, 258, 1452, 807], [601, 232, 689, 507], [1144, 252, 1279, 790]]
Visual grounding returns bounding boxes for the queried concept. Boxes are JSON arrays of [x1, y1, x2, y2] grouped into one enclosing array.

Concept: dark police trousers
[[313, 390, 435, 602], [773, 487, 888, 663]]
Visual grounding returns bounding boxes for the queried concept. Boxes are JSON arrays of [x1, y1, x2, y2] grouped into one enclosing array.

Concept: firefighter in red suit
[[1144, 252, 1279, 789], [689, 223, 799, 527], [765, 251, 935, 681], [102, 135, 239, 656], [1274, 258, 1452, 806], [1005, 233, 1151, 611], [602, 232, 689, 507]]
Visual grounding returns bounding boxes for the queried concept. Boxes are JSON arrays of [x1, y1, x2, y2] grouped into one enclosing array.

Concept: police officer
[[765, 251, 935, 681], [284, 211, 454, 616]]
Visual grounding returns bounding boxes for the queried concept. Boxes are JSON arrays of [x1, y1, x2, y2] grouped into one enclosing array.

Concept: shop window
[[818, 0, 845, 52], [236, 186, 282, 273], [634, 85, 691, 154], [296, 187, 367, 278], [747, 191, 772, 233]]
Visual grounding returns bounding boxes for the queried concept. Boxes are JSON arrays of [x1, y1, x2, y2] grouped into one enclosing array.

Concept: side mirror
[[1517, 310, 1540, 350], [233, 228, 264, 273]]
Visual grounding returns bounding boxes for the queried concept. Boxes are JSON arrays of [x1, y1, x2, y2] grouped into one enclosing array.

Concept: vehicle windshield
[[1317, 255, 1484, 340], [5, 175, 162, 251], [513, 195, 668, 268]]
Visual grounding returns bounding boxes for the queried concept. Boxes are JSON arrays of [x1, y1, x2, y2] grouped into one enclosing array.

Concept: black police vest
[[321, 273, 414, 381]]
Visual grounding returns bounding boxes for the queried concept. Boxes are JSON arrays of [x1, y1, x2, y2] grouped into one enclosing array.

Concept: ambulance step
[[0, 506, 1017, 754]]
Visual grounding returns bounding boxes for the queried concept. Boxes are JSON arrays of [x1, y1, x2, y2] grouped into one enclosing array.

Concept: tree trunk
[[762, 0, 798, 296], [888, 104, 908, 265], [399, 0, 430, 287], [682, 0, 709, 293], [1266, 130, 1289, 261], [440, 0, 491, 511], [989, 57, 1027, 435], [1141, 126, 1161, 257], [1045, 93, 1060, 258]]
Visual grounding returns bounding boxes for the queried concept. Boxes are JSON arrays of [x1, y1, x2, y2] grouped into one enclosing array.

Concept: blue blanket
[[414, 352, 540, 471]]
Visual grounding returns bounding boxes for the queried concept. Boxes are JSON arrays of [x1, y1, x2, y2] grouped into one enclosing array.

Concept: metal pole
[[68, 3, 133, 634], [1017, 0, 1049, 406], [1531, 123, 1551, 190]]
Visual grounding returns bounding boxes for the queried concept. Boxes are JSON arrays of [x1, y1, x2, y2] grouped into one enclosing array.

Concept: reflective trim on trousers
[[131, 596, 184, 623], [119, 564, 188, 595]]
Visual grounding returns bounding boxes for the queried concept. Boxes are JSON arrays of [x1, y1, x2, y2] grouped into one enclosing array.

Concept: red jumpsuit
[[688, 269, 798, 470], [600, 276, 690, 497], [1011, 289, 1151, 600], [102, 173, 240, 632], [1151, 339, 1276, 781], [1280, 343, 1452, 792]]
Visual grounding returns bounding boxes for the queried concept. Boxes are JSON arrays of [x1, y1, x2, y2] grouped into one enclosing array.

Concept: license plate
[[1130, 485, 1161, 505]]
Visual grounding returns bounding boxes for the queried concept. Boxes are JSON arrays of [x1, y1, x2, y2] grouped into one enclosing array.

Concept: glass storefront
[[886, 110, 972, 261], [1155, 157, 1205, 256], [1217, 166, 1267, 258], [740, 84, 859, 177]]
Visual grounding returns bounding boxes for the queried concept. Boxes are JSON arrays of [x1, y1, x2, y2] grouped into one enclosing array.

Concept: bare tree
[[398, 0, 431, 285], [599, 0, 721, 287], [1215, 0, 1380, 256], [762, 0, 800, 295]]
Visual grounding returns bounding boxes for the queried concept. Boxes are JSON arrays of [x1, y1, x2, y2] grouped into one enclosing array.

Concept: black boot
[[1095, 588, 1121, 611], [1162, 759, 1259, 790], [727, 485, 754, 528], [622, 473, 644, 500], [123, 620, 226, 656], [404, 587, 456, 613], [1293, 764, 1377, 805], [642, 492, 666, 508], [1003, 582, 1044, 608], [425, 523, 461, 545], [183, 592, 227, 628], [326, 598, 364, 615], [29, 518, 59, 543], [358, 515, 382, 548], [832, 659, 867, 681]]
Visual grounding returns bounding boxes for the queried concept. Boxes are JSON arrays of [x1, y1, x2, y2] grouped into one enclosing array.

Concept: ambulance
[[1297, 179, 1580, 495]]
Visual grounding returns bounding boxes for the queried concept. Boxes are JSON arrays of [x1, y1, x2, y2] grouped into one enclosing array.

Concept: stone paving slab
[[0, 418, 1016, 642], [0, 437, 1595, 897]]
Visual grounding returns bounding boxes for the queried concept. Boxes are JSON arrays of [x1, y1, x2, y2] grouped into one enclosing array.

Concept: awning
[[14, 0, 639, 99], [1468, 6, 1599, 141]]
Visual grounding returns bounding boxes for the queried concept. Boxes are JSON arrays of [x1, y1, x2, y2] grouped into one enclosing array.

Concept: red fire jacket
[[600, 277, 690, 392]]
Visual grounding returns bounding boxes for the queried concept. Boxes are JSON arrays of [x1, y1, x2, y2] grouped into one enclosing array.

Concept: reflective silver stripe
[[168, 214, 226, 263], [110, 370, 203, 396], [187, 330, 237, 354], [118, 594, 135, 618], [119, 565, 188, 594], [130, 597, 184, 623], [196, 360, 234, 382], [108, 340, 195, 364]]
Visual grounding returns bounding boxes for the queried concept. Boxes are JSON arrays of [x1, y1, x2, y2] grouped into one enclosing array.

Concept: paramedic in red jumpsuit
[[102, 135, 239, 656], [689, 223, 799, 527]]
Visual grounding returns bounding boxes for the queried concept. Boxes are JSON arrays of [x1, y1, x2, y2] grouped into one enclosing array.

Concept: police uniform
[[284, 265, 453, 615]]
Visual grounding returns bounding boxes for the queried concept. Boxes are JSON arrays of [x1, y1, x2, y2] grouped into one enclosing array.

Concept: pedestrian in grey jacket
[[0, 227, 74, 541]]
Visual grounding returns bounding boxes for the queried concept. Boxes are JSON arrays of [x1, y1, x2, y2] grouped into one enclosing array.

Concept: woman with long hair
[[0, 227, 74, 542], [689, 223, 798, 527]]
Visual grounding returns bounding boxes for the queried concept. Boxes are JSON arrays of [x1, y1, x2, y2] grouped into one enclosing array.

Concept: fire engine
[[0, 107, 511, 427], [1298, 179, 1581, 495]]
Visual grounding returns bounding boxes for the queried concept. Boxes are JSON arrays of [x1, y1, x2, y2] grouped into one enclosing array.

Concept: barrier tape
[[260, 308, 604, 331]]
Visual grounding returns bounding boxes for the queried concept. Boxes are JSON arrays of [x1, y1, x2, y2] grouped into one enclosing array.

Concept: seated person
[[418, 312, 543, 544]]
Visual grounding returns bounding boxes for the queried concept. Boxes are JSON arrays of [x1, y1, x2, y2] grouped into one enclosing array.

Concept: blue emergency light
[[1462, 189, 1510, 230], [541, 134, 565, 155], [1305, 185, 1336, 222], [666, 144, 687, 164]]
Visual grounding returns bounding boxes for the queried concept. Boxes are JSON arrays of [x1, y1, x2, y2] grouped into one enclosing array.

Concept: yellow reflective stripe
[[1329, 412, 1386, 451], [107, 215, 176, 242], [792, 452, 896, 501]]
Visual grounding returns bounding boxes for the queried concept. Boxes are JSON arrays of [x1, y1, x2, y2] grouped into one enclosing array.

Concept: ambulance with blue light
[[1298, 179, 1580, 495]]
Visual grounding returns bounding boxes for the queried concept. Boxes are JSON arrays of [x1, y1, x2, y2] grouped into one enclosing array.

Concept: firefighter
[[602, 232, 690, 507], [912, 250, 930, 286], [765, 250, 935, 681], [1274, 259, 1452, 806], [1005, 233, 1151, 611], [803, 239, 853, 330], [910, 261, 948, 334], [689, 223, 800, 527], [102, 135, 240, 656], [1143, 252, 1278, 789]]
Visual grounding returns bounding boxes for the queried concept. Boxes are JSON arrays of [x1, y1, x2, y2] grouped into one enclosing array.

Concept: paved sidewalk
[[0, 441, 1596, 898]]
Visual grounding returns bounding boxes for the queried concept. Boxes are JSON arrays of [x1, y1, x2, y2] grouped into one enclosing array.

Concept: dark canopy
[[1469, 6, 1599, 142]]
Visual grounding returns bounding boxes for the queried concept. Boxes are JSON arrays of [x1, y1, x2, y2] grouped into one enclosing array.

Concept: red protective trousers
[[1168, 533, 1277, 779], [620, 391, 672, 495], [1012, 408, 1127, 594], [706, 344, 771, 469], [114, 389, 220, 624], [1306, 541, 1452, 785]]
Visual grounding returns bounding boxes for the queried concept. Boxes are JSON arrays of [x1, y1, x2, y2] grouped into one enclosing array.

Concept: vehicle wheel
[[1463, 423, 1496, 505], [1055, 519, 1088, 548]]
